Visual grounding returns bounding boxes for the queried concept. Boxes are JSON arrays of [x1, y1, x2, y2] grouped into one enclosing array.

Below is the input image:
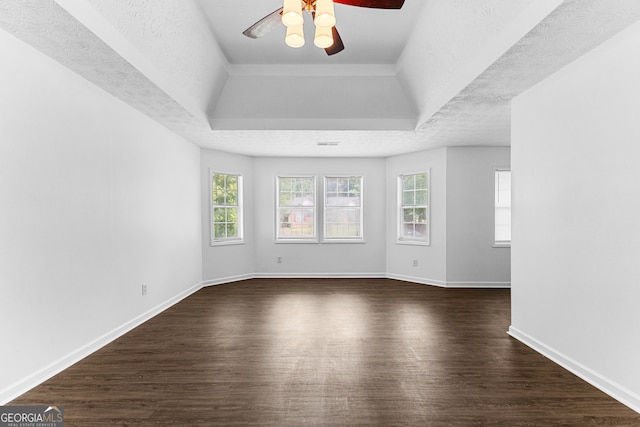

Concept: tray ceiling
[[1, 0, 639, 157]]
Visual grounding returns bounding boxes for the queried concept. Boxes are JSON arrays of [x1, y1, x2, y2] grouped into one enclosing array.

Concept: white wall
[[386, 147, 510, 287], [252, 157, 387, 276], [386, 148, 448, 285], [446, 147, 510, 286], [201, 149, 254, 283], [0, 30, 202, 403], [510, 21, 640, 411]]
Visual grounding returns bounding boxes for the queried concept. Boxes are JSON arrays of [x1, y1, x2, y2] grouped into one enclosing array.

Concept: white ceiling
[[195, 0, 425, 65], [1, 0, 640, 157]]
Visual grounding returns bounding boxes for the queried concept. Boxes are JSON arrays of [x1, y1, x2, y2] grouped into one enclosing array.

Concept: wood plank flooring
[[10, 278, 640, 426]]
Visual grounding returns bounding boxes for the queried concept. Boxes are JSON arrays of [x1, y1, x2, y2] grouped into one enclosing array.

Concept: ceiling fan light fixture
[[282, 0, 303, 27], [285, 24, 305, 48], [314, 24, 334, 48], [314, 0, 336, 27]]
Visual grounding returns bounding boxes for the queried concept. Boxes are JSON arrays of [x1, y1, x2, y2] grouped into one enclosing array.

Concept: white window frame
[[322, 175, 364, 242], [494, 168, 511, 247], [276, 175, 318, 243], [210, 170, 244, 246], [397, 171, 430, 246]]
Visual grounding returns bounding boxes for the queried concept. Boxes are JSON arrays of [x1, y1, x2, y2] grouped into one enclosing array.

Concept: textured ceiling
[[1, 0, 640, 157], [195, 0, 426, 65]]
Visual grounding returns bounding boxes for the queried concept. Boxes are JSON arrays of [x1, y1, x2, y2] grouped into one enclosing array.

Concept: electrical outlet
[[412, 259, 418, 267], [277, 257, 282, 264], [142, 283, 147, 296]]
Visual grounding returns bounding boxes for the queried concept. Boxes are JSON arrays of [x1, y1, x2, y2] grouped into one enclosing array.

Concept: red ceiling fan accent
[[334, 0, 404, 9], [242, 0, 404, 56]]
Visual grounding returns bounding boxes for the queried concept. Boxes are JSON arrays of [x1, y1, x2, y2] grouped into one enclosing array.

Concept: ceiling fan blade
[[242, 7, 283, 39], [325, 26, 345, 56], [334, 0, 404, 8]]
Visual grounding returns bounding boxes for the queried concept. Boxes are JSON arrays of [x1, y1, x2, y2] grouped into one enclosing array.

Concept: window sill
[[493, 242, 511, 248], [275, 239, 319, 244], [211, 240, 245, 247], [396, 240, 430, 246], [321, 239, 366, 244]]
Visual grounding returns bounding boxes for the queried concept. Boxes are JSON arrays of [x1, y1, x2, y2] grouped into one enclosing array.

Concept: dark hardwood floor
[[10, 278, 640, 426]]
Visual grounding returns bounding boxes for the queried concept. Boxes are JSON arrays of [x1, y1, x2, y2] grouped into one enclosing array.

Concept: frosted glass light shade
[[282, 0, 303, 27], [285, 24, 305, 48], [314, 25, 333, 48], [314, 0, 336, 27]]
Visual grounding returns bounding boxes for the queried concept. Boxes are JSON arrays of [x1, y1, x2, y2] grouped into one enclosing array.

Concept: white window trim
[[275, 175, 318, 243], [210, 170, 244, 246], [396, 170, 430, 246], [322, 175, 364, 243], [494, 167, 511, 248]]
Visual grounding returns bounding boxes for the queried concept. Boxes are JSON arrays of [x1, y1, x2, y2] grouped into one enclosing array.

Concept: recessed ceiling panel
[[195, 0, 425, 64]]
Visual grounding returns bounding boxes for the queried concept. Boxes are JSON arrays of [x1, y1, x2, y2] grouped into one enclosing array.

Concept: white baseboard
[[202, 274, 254, 287], [445, 280, 511, 288], [386, 273, 448, 287], [508, 326, 640, 414], [0, 281, 204, 405], [387, 273, 510, 288], [252, 272, 387, 279]]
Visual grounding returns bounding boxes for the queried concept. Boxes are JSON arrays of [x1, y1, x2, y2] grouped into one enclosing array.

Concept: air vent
[[316, 142, 340, 146]]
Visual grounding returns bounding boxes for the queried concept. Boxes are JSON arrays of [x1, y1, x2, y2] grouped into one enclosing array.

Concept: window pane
[[279, 208, 292, 225], [325, 207, 341, 223], [214, 223, 226, 239], [226, 191, 237, 205], [301, 195, 314, 206], [398, 172, 429, 243], [211, 173, 242, 243], [495, 170, 511, 243], [280, 177, 314, 208], [289, 208, 314, 237], [402, 223, 415, 239], [213, 208, 225, 222], [326, 177, 337, 193], [280, 178, 292, 191], [226, 223, 237, 238], [337, 177, 348, 193], [349, 177, 361, 194], [402, 191, 415, 206], [403, 208, 414, 222], [347, 208, 360, 222], [415, 223, 427, 238], [402, 175, 415, 191], [214, 174, 225, 188], [323, 176, 363, 240], [278, 181, 315, 241], [226, 208, 238, 222], [415, 173, 427, 190], [279, 192, 292, 206], [325, 223, 340, 236]]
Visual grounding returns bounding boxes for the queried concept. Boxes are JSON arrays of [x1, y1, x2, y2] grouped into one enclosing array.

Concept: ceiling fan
[[242, 0, 405, 56]]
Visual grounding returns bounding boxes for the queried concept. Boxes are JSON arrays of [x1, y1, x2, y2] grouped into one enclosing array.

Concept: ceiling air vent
[[316, 142, 340, 146]]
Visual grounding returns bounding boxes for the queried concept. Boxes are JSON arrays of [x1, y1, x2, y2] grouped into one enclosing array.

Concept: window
[[277, 176, 316, 241], [495, 169, 511, 246], [211, 172, 243, 245], [398, 172, 429, 244], [324, 176, 363, 241]]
